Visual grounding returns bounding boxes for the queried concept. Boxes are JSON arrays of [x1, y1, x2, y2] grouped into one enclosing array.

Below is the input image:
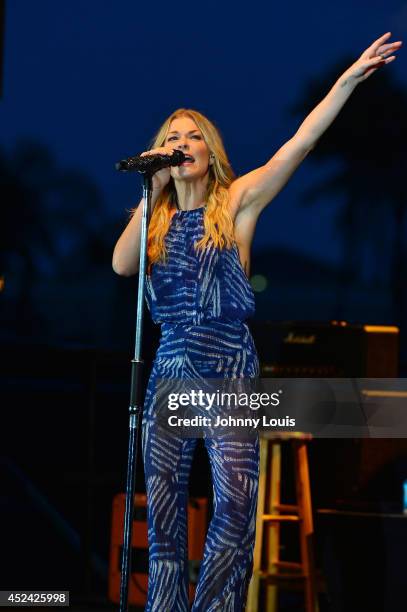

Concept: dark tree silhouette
[[0, 143, 55, 333], [290, 58, 407, 330], [0, 141, 108, 341]]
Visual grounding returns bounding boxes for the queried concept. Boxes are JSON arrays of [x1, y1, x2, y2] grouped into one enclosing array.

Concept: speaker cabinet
[[250, 321, 404, 509], [108, 493, 208, 606]]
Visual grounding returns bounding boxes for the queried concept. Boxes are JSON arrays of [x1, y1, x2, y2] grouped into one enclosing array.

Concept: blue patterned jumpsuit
[[142, 205, 260, 611]]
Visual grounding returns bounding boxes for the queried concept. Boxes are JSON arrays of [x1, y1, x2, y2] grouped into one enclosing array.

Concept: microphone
[[115, 149, 186, 173]]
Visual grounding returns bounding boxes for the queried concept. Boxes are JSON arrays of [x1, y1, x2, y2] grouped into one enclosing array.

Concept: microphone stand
[[119, 172, 152, 612]]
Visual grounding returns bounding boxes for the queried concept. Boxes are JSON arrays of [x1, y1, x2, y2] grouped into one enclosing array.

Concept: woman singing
[[112, 32, 401, 611]]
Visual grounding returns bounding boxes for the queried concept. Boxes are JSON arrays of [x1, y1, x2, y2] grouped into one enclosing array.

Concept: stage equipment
[[250, 320, 398, 378], [115, 149, 185, 173], [247, 432, 318, 612], [108, 493, 207, 606], [250, 320, 403, 508], [115, 151, 186, 612]]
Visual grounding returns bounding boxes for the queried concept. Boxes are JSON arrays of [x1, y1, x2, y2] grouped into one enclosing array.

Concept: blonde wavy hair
[[145, 108, 236, 271]]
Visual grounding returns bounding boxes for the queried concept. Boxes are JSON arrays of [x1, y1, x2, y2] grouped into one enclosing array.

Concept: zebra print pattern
[[145, 206, 255, 326], [142, 206, 259, 611]]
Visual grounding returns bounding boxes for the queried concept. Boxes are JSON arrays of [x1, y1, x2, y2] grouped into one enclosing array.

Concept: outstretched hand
[[344, 32, 402, 84]]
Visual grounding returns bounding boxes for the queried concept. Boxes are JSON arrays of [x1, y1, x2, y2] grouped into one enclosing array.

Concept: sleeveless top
[[145, 206, 255, 325]]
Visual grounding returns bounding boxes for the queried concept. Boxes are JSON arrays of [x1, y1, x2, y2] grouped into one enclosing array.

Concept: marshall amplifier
[[249, 320, 404, 509], [249, 320, 399, 377]]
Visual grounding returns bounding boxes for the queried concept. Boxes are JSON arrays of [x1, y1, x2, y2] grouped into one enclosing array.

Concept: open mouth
[[181, 154, 195, 164]]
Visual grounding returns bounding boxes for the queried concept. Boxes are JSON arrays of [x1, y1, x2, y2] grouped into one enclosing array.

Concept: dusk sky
[[1, 1, 406, 265]]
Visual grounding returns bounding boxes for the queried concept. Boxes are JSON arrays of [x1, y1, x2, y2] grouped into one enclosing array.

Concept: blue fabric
[[142, 206, 259, 611], [145, 206, 255, 326]]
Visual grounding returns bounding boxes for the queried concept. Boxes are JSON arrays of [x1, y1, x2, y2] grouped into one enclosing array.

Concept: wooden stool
[[247, 432, 318, 612]]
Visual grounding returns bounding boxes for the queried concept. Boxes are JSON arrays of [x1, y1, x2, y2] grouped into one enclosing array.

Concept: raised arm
[[231, 32, 402, 221]]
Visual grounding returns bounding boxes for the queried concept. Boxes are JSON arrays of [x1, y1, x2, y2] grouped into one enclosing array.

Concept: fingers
[[361, 33, 402, 60], [357, 54, 396, 81], [369, 54, 396, 67], [371, 31, 392, 53], [378, 41, 403, 53], [361, 32, 391, 58], [140, 147, 176, 157], [378, 40, 403, 51], [377, 42, 403, 61], [355, 33, 401, 81]]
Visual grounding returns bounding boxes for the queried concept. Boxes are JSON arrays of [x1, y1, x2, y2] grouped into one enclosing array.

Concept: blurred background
[[1, 1, 407, 610]]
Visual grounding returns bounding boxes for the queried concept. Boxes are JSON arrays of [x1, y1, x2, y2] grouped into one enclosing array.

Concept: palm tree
[[290, 58, 407, 333]]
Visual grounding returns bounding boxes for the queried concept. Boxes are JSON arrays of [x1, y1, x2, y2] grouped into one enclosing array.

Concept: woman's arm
[[231, 32, 402, 219], [112, 188, 163, 276]]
